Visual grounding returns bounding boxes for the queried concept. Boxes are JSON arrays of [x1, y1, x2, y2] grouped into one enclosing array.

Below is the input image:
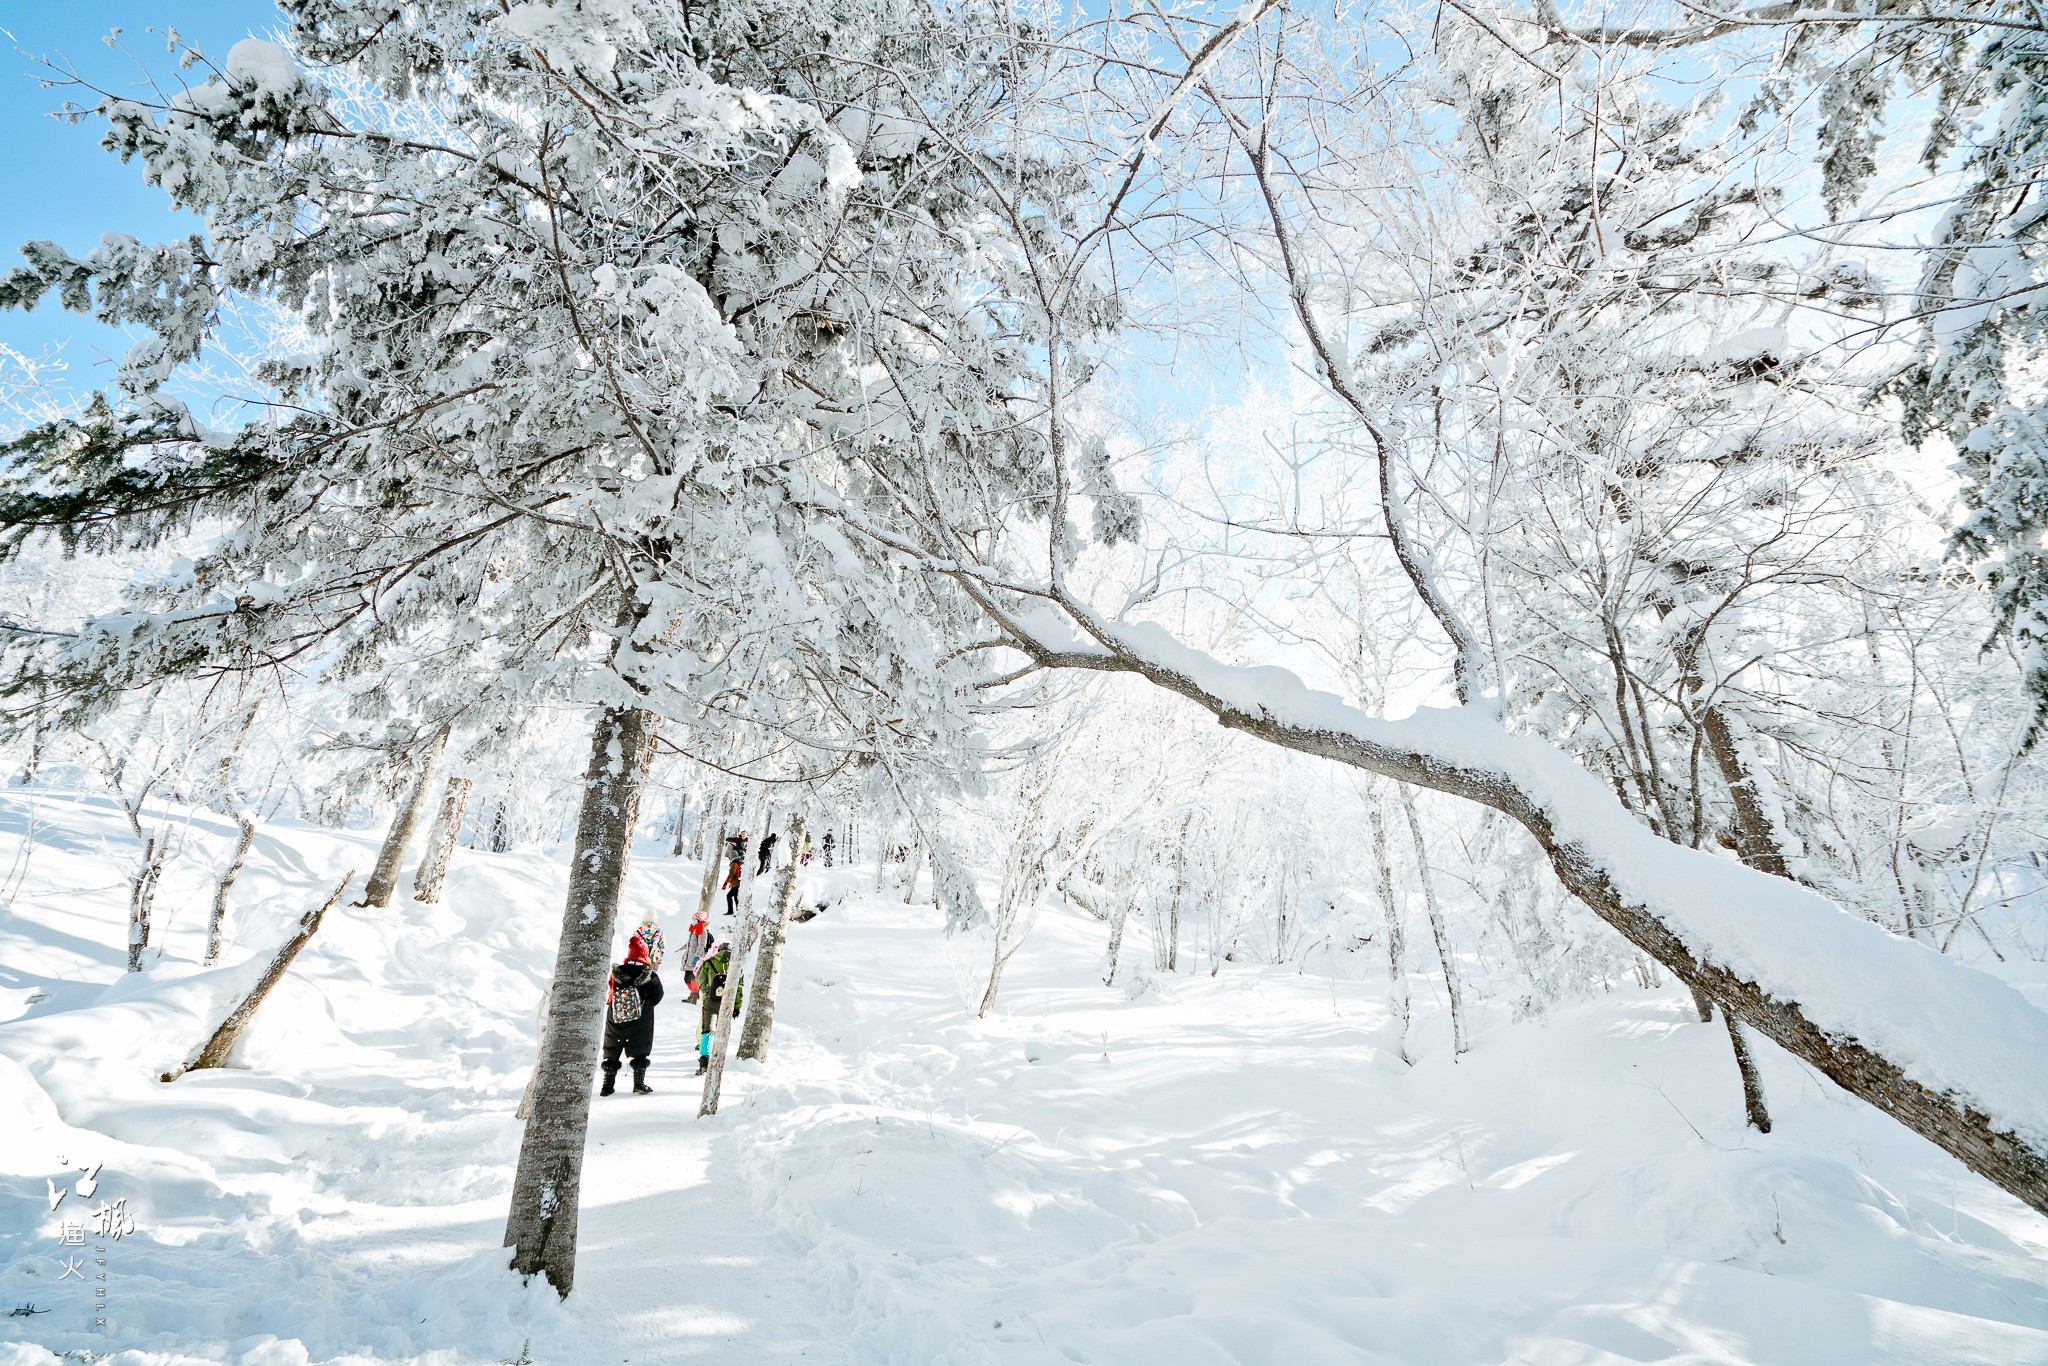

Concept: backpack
[[609, 980, 644, 1026]]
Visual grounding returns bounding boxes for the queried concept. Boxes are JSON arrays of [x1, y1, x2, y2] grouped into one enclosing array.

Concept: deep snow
[[1, 787, 2046, 1364]]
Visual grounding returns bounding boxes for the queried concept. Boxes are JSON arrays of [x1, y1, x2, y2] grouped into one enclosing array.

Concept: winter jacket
[[756, 832, 779, 874], [604, 962, 665, 1055], [696, 947, 743, 1036]]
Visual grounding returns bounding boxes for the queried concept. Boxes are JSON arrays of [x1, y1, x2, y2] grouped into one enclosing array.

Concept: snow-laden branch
[[992, 598, 2048, 1216]]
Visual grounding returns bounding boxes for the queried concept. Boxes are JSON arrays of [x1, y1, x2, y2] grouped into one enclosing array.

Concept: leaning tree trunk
[[1366, 792, 1411, 1065], [503, 705, 659, 1296], [361, 725, 451, 909], [1000, 618, 2048, 1215], [1724, 1013, 1773, 1133], [1399, 787, 1467, 1056], [696, 816, 729, 926], [699, 897, 760, 1117], [411, 776, 474, 905], [165, 872, 354, 1081], [738, 815, 807, 1062]]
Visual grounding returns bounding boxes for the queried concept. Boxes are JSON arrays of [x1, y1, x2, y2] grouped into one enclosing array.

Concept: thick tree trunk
[[411, 776, 474, 905], [1689, 985, 1715, 1023], [165, 872, 353, 1080], [738, 815, 806, 1062], [361, 725, 450, 908], [1724, 1012, 1773, 1133], [1400, 787, 1467, 1056], [503, 705, 658, 1296], [1367, 793, 1411, 1065]]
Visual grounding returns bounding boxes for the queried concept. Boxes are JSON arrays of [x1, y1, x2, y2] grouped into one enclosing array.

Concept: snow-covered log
[[165, 871, 354, 1081], [998, 606, 2048, 1216]]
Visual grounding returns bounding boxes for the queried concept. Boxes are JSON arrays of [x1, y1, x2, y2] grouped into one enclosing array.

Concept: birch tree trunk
[[1399, 786, 1466, 1056], [670, 791, 690, 858], [699, 897, 759, 1117], [361, 725, 450, 909], [503, 704, 658, 1296], [411, 776, 474, 905], [1366, 791, 1411, 1065], [696, 816, 729, 925], [738, 815, 806, 1062], [166, 872, 353, 1080], [127, 835, 167, 973]]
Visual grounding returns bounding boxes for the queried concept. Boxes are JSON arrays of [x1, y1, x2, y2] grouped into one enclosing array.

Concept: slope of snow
[[1079, 614, 2048, 1151], [0, 788, 2045, 1364]]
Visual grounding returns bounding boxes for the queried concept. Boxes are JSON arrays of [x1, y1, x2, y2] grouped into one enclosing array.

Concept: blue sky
[[0, 1, 278, 390]]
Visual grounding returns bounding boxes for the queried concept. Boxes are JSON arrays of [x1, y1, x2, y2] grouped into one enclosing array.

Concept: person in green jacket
[[695, 941, 743, 1075]]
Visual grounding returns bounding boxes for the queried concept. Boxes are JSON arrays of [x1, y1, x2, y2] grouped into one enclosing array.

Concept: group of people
[[599, 910, 741, 1096]]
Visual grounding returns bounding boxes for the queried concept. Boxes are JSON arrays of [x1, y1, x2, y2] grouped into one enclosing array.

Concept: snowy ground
[[2, 788, 2046, 1364]]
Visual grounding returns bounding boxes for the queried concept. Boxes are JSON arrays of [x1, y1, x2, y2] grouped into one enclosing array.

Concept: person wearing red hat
[[601, 934, 665, 1095]]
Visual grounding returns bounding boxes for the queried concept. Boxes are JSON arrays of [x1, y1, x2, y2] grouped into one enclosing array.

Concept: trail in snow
[[1, 789, 2047, 1364]]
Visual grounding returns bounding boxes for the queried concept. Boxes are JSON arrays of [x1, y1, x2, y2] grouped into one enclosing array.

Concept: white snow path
[[1, 791, 2046, 1364]]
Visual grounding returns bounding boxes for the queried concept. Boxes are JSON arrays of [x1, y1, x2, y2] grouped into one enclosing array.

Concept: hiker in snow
[[602, 936, 665, 1096], [756, 830, 779, 875], [821, 830, 834, 867], [722, 843, 744, 916], [799, 830, 813, 866], [632, 917, 666, 971], [695, 940, 742, 1075], [681, 911, 710, 1002]]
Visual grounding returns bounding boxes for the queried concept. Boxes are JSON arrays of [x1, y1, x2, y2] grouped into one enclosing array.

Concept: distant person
[[632, 916, 665, 970], [696, 940, 743, 1075], [722, 843, 744, 916], [681, 911, 711, 1002], [602, 937, 665, 1096], [799, 831, 813, 866], [756, 830, 779, 875], [821, 830, 834, 867]]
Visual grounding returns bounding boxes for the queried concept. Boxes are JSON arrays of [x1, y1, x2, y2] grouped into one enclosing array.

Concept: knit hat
[[624, 936, 651, 966]]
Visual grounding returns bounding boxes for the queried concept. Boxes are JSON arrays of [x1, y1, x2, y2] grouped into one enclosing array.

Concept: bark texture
[[1401, 786, 1467, 1056], [503, 705, 657, 1295], [204, 698, 265, 966], [362, 725, 450, 909], [411, 776, 474, 905], [165, 872, 353, 1080], [738, 814, 806, 1062]]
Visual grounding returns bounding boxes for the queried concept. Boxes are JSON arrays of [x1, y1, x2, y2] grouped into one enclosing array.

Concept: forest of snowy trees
[[1, 0, 2046, 1355]]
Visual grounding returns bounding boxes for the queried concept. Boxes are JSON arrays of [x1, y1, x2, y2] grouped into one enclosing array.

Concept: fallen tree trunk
[[987, 604, 2048, 1217], [164, 871, 354, 1081]]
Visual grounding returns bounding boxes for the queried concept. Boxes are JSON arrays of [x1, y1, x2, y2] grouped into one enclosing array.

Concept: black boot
[[696, 1054, 709, 1076], [632, 1063, 653, 1095], [600, 1064, 618, 1097]]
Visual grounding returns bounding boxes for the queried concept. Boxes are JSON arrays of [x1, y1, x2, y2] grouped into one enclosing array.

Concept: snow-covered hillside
[[2, 790, 2046, 1365]]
